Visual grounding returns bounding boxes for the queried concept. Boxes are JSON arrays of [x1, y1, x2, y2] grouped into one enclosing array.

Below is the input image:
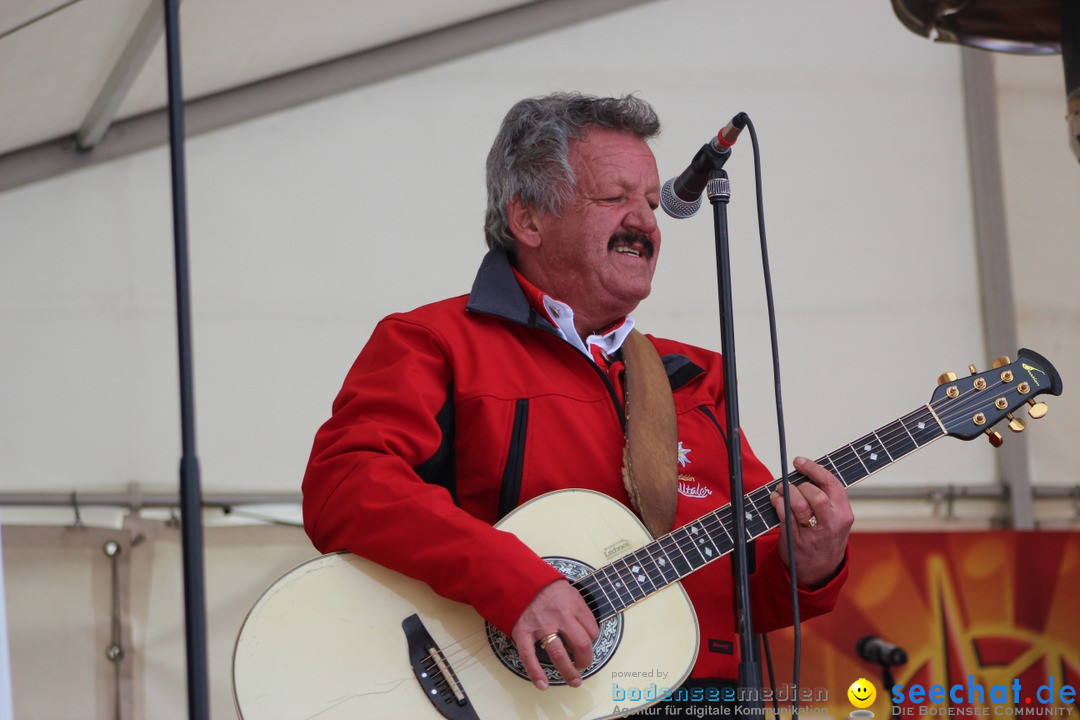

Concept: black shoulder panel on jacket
[[663, 353, 706, 391], [413, 382, 458, 503]]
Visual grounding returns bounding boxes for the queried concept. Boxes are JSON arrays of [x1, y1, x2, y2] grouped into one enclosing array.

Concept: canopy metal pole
[[0, 489, 301, 510], [960, 48, 1035, 529], [4, 485, 1077, 509]]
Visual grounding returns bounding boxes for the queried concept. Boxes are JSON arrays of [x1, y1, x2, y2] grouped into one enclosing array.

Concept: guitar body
[[233, 489, 699, 720]]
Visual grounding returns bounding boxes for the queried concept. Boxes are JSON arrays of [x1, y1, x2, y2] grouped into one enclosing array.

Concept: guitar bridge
[[402, 614, 480, 720]]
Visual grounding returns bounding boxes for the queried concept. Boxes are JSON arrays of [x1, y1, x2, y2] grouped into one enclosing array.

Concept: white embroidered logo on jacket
[[675, 442, 713, 499]]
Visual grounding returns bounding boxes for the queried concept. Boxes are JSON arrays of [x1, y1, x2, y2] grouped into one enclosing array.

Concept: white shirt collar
[[540, 295, 635, 363]]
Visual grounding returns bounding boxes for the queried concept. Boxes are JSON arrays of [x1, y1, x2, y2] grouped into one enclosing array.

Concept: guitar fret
[[620, 551, 659, 596], [901, 406, 941, 447], [590, 567, 620, 614], [873, 430, 895, 461], [743, 512, 757, 542], [738, 496, 764, 535], [848, 442, 872, 475], [826, 445, 865, 487], [667, 528, 698, 578], [602, 562, 639, 609], [698, 513, 723, 556], [899, 417, 918, 445], [639, 544, 678, 586], [851, 433, 891, 475], [879, 420, 916, 461], [741, 492, 771, 538], [747, 488, 778, 539], [756, 501, 780, 537], [709, 511, 735, 555], [730, 509, 756, 544], [652, 546, 678, 587], [822, 456, 846, 484], [881, 423, 915, 462], [713, 506, 735, 548], [684, 520, 721, 565], [657, 534, 695, 578]]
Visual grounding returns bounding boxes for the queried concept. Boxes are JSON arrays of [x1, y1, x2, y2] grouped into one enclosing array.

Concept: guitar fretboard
[[573, 404, 944, 622]]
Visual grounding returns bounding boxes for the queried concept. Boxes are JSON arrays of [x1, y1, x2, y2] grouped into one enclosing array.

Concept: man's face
[[525, 127, 661, 333]]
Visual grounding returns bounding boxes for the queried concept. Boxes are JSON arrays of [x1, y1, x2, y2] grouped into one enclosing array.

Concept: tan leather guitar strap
[[620, 328, 679, 538]]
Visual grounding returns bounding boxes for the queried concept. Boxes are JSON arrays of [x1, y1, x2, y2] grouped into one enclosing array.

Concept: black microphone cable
[[664, 113, 805, 719], [738, 115, 803, 720]]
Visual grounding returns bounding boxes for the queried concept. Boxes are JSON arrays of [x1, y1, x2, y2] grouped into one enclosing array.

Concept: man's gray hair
[[484, 92, 661, 254]]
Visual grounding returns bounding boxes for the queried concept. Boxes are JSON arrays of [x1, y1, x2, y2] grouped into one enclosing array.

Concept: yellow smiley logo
[[847, 677, 877, 708]]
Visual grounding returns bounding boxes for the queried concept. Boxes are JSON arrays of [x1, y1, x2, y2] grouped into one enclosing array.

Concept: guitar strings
[[405, 368, 1031, 696], [565, 369, 1026, 622], [416, 618, 605, 697], [418, 625, 506, 697]]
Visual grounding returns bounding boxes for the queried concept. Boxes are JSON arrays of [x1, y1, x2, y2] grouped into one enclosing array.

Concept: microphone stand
[[882, 664, 898, 716], [707, 167, 763, 712], [163, 0, 211, 717]]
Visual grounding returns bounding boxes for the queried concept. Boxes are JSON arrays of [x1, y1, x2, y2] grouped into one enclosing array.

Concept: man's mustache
[[607, 232, 655, 259]]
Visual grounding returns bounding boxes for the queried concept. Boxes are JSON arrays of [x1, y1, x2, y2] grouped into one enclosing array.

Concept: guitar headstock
[[930, 348, 1063, 444]]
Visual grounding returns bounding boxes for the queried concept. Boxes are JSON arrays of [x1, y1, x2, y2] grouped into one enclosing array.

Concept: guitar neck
[[574, 403, 946, 622]]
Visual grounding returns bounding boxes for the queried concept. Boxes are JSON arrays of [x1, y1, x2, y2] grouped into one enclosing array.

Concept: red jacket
[[302, 250, 846, 680]]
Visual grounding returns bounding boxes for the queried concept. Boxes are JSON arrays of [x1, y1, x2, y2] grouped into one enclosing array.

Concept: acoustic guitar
[[233, 349, 1061, 720]]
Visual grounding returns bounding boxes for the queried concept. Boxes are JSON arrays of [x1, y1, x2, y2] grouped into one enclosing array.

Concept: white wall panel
[[1, 0, 1000, 504], [994, 52, 1080, 494]]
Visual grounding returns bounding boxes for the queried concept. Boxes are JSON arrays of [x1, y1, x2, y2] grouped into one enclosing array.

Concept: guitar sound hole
[[485, 556, 623, 685]]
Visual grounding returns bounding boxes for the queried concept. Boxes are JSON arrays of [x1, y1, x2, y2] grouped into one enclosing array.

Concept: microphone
[[660, 112, 748, 219], [857, 635, 909, 667]]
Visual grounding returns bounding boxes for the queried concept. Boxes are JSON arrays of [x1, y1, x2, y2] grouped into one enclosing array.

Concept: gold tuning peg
[[938, 371, 958, 386], [985, 429, 1004, 447], [969, 364, 979, 375], [1006, 414, 1026, 433], [992, 356, 1012, 369], [1027, 399, 1049, 419]]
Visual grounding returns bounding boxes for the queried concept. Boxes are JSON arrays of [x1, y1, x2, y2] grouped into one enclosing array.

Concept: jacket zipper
[[698, 405, 728, 444], [496, 398, 529, 519], [587, 355, 626, 430], [495, 354, 625, 518]]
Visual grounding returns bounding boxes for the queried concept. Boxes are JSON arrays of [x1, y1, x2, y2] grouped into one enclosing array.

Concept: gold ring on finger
[[539, 632, 560, 650]]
